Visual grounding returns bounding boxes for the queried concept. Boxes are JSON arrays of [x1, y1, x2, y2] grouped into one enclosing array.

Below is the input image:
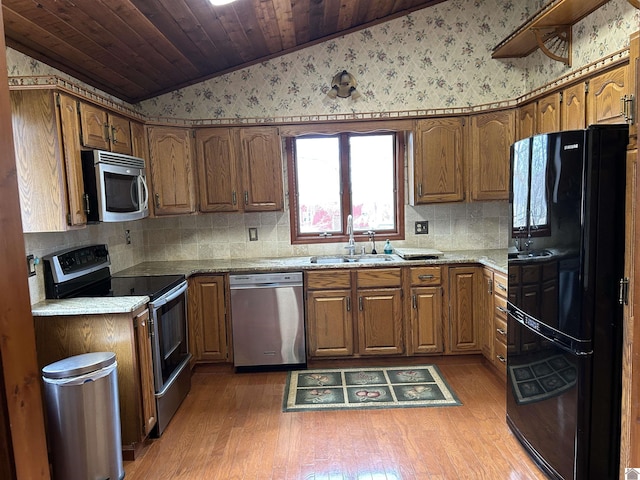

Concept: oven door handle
[[149, 281, 187, 309]]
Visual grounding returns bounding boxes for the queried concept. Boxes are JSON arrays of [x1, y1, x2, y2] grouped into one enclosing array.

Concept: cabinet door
[[131, 121, 148, 159], [562, 82, 586, 131], [409, 286, 443, 354], [188, 276, 228, 363], [79, 102, 110, 150], [306, 289, 353, 357], [412, 117, 465, 203], [239, 127, 284, 211], [196, 128, 240, 212], [469, 110, 515, 201], [480, 269, 494, 359], [587, 65, 629, 126], [448, 266, 481, 353], [517, 102, 536, 140], [109, 114, 133, 155], [134, 309, 157, 437], [148, 126, 197, 216], [537, 92, 560, 134], [357, 288, 403, 355]]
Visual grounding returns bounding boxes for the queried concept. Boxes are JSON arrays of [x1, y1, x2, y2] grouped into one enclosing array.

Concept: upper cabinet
[[586, 64, 629, 126], [10, 90, 86, 232], [147, 126, 197, 216], [561, 82, 587, 131], [78, 102, 133, 155], [130, 121, 148, 159], [196, 126, 283, 213], [469, 110, 515, 201], [516, 92, 561, 140], [410, 117, 465, 204]]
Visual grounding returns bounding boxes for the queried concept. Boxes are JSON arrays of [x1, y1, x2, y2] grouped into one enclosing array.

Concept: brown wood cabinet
[[306, 268, 403, 358], [516, 102, 536, 141], [587, 64, 629, 126], [187, 275, 228, 365], [479, 268, 494, 359], [306, 270, 354, 357], [131, 121, 148, 159], [147, 126, 197, 216], [10, 90, 86, 232], [562, 82, 587, 131], [408, 266, 443, 354], [195, 127, 283, 213], [410, 117, 465, 204], [448, 266, 481, 353], [469, 110, 515, 201], [78, 102, 133, 155], [537, 92, 561, 134], [33, 307, 156, 459], [492, 271, 508, 376]]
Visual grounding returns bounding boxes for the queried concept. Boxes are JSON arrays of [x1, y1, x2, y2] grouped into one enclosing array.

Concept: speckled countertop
[[31, 249, 507, 317]]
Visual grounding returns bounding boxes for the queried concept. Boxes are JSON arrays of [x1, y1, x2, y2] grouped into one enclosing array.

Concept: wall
[[8, 0, 637, 303]]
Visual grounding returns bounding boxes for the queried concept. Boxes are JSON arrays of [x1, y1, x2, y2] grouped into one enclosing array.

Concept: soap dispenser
[[383, 240, 393, 254]]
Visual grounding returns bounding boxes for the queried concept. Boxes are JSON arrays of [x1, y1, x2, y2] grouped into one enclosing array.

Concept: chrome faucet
[[345, 214, 356, 256]]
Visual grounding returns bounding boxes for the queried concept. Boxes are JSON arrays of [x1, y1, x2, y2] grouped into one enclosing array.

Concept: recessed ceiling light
[[210, 0, 237, 5]]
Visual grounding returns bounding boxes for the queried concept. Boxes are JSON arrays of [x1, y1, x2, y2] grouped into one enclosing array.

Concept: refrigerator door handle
[[619, 277, 630, 305]]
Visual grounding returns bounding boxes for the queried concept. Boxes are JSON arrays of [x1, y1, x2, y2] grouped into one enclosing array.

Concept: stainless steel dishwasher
[[229, 272, 305, 368]]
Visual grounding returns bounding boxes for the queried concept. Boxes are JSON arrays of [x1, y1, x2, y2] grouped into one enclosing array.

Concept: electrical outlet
[[26, 254, 37, 277], [125, 229, 131, 245], [415, 221, 429, 235], [249, 227, 259, 241]]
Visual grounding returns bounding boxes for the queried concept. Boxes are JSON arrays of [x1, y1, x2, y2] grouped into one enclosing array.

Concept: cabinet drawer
[[306, 270, 351, 289], [409, 266, 442, 286], [357, 268, 402, 288], [494, 315, 507, 344], [494, 339, 507, 373], [493, 272, 508, 297], [494, 295, 507, 318]]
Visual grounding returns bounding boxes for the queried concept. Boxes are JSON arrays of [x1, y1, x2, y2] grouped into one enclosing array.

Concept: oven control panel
[[43, 244, 110, 284]]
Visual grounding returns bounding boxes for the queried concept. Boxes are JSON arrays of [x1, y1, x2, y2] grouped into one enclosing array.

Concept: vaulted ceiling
[[3, 0, 445, 103]]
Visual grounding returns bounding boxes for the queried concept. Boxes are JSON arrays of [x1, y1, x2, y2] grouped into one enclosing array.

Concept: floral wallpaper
[[139, 0, 638, 121]]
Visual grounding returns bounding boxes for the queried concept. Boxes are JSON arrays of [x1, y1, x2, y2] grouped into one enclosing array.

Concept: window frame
[[286, 131, 405, 245]]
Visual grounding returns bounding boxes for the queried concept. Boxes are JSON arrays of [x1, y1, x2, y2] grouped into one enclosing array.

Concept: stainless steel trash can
[[42, 352, 124, 480]]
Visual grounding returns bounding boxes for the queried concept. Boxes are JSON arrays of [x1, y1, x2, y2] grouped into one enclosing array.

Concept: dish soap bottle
[[383, 240, 393, 254]]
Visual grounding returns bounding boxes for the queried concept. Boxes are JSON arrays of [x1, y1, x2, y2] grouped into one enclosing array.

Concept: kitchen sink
[[309, 254, 396, 264]]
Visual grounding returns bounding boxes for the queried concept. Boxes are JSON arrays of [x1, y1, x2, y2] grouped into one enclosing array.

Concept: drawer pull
[[418, 274, 435, 280], [496, 306, 507, 313], [496, 282, 507, 291], [346, 296, 351, 312], [412, 294, 417, 309], [496, 328, 506, 336], [496, 355, 506, 363]]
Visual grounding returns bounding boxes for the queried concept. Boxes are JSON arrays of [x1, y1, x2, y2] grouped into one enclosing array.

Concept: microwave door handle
[[139, 175, 149, 210]]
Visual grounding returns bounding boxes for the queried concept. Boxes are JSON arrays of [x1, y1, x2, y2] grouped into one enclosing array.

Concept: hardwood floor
[[124, 358, 548, 479]]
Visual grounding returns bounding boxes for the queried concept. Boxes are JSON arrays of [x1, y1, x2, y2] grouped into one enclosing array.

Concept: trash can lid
[[42, 352, 116, 379]]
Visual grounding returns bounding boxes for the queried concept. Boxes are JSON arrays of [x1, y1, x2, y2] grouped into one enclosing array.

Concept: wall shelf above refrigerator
[[492, 0, 612, 67]]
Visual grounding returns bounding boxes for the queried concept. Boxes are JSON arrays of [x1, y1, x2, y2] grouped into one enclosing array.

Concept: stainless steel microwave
[[81, 150, 149, 223]]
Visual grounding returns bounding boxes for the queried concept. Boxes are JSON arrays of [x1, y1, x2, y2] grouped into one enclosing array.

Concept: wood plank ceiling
[[2, 0, 445, 103]]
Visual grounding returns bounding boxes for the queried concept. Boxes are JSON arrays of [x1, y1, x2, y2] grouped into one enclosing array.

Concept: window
[[287, 131, 404, 244]]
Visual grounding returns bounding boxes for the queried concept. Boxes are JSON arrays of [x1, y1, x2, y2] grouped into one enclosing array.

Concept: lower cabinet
[[306, 268, 404, 359], [448, 266, 482, 354], [408, 266, 443, 354], [33, 307, 156, 460], [187, 275, 229, 365]]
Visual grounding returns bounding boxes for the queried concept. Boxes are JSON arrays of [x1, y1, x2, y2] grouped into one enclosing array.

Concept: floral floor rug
[[283, 365, 462, 412]]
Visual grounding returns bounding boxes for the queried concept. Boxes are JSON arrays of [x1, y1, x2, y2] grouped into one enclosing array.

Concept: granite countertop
[[31, 249, 507, 317]]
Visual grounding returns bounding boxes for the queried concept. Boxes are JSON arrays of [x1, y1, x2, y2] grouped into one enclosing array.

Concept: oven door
[[149, 281, 190, 393]]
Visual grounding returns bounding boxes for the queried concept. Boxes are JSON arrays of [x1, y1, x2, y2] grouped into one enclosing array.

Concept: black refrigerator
[[506, 124, 629, 480]]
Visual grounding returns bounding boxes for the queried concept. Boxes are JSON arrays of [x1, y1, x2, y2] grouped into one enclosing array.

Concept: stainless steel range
[[43, 244, 191, 436]]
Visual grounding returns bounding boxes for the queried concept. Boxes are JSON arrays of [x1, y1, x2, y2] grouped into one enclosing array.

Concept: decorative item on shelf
[[326, 70, 361, 100]]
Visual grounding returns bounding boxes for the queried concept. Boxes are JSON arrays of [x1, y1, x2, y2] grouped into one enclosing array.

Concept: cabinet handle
[[487, 279, 493, 295], [358, 296, 363, 311], [154, 193, 160, 209], [496, 306, 507, 313], [412, 294, 417, 309], [232, 191, 237, 205], [496, 282, 507, 291], [418, 274, 435, 280], [244, 191, 249, 205], [83, 193, 90, 215], [496, 355, 506, 364], [346, 296, 351, 312], [103, 123, 110, 142], [496, 328, 506, 336], [418, 183, 423, 197], [111, 125, 118, 144]]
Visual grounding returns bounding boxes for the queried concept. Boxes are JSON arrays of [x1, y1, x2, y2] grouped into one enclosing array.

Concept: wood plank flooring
[[124, 358, 548, 479]]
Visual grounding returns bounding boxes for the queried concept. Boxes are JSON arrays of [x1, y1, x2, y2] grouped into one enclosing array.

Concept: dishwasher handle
[[229, 272, 303, 289], [230, 281, 302, 289]]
